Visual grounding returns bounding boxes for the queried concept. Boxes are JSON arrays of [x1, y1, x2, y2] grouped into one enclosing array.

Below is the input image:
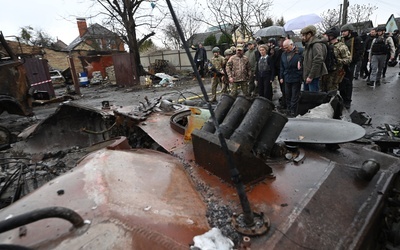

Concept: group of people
[[193, 23, 399, 116]]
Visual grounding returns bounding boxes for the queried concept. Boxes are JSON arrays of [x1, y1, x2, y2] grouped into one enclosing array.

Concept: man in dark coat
[[192, 43, 207, 79], [279, 39, 303, 116]]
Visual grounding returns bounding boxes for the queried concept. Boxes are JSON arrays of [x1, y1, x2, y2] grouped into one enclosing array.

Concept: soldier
[[222, 48, 234, 94], [320, 27, 352, 92], [340, 24, 363, 109], [368, 26, 395, 87], [226, 44, 252, 97], [244, 40, 260, 97], [209, 47, 225, 102]]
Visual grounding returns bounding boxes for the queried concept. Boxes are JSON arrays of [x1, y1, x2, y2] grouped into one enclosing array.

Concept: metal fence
[[140, 46, 215, 72]]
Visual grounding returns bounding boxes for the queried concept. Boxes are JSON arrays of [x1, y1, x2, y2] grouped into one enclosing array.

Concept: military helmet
[[224, 49, 233, 56], [212, 47, 220, 53], [340, 24, 354, 32], [268, 38, 276, 45], [325, 27, 340, 38], [300, 25, 317, 36]]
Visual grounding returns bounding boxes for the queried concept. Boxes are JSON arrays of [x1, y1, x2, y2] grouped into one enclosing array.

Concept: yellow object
[[184, 107, 211, 141]]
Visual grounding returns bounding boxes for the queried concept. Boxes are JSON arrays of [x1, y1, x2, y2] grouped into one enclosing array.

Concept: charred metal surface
[[218, 95, 252, 139], [232, 212, 270, 236], [191, 129, 272, 185], [12, 102, 113, 154], [254, 111, 288, 157], [0, 138, 209, 249], [202, 94, 235, 133], [0, 32, 33, 116], [1, 95, 400, 249], [190, 95, 285, 185]]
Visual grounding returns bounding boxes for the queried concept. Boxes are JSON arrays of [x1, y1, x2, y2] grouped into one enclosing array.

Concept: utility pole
[[341, 0, 349, 26]]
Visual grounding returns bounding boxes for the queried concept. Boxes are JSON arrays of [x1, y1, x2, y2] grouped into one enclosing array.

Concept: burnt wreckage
[[0, 91, 399, 249], [1, 6, 400, 249]]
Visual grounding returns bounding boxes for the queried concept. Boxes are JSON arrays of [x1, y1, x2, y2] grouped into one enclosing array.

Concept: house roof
[[187, 24, 236, 46], [348, 20, 374, 34], [188, 30, 223, 46], [66, 23, 119, 51], [51, 39, 68, 50], [5, 40, 43, 56]]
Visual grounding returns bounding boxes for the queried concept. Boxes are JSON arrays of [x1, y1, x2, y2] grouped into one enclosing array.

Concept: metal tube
[[202, 94, 235, 133], [218, 95, 252, 139], [165, 0, 254, 226], [230, 97, 274, 146], [254, 111, 288, 157], [0, 206, 85, 233]]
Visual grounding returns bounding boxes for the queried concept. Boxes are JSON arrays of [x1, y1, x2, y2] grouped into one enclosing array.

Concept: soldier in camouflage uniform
[[321, 27, 352, 92], [222, 48, 234, 94], [226, 44, 252, 97], [209, 47, 225, 102]]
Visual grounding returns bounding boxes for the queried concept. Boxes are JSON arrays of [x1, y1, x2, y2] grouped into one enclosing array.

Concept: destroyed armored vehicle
[[0, 91, 399, 249]]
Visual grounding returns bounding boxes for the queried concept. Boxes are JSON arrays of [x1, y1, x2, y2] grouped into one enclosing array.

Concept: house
[[64, 18, 128, 81], [66, 18, 125, 52]]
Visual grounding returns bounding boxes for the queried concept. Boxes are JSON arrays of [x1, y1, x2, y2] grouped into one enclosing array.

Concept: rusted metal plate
[[278, 118, 365, 143], [181, 145, 399, 249], [0, 32, 33, 116], [13, 102, 113, 154], [137, 111, 187, 152], [0, 141, 209, 249]]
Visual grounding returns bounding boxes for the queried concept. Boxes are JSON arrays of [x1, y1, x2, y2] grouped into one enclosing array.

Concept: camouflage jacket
[[226, 55, 252, 82], [333, 41, 352, 70], [210, 55, 225, 71]]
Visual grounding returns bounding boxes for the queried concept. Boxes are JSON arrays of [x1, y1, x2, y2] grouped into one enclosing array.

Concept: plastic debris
[[191, 228, 234, 250]]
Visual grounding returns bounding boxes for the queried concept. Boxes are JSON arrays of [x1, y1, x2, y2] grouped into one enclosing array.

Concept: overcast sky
[[1, 0, 399, 46]]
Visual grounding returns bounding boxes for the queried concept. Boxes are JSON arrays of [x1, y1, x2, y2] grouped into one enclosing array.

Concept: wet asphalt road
[[349, 66, 400, 134]]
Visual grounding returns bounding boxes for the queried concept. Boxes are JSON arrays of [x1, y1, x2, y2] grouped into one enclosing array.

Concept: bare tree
[[319, 3, 377, 33], [319, 9, 341, 32], [92, 0, 168, 83], [205, 0, 273, 43], [162, 10, 202, 49], [347, 4, 377, 24]]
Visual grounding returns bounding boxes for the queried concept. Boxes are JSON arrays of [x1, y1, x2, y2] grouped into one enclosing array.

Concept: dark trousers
[[285, 81, 302, 115], [360, 53, 370, 78], [339, 64, 355, 105], [196, 60, 205, 77], [382, 53, 391, 77], [258, 73, 273, 101], [248, 73, 258, 96]]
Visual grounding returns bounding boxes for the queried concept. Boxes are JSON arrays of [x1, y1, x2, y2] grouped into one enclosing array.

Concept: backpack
[[324, 43, 337, 72], [310, 41, 337, 72], [308, 41, 337, 72]]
